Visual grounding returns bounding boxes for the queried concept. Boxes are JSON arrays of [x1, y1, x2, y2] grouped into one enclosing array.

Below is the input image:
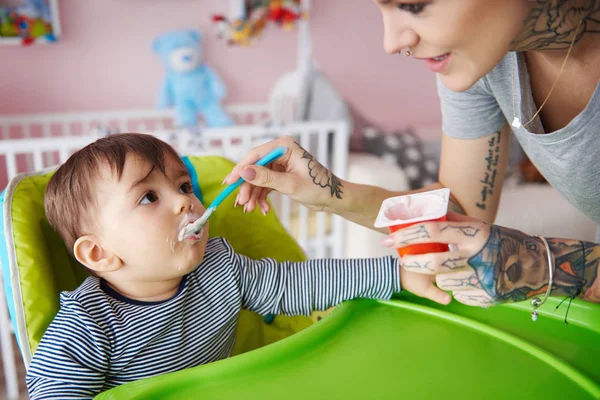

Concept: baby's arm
[[228, 243, 401, 316], [26, 301, 110, 399]]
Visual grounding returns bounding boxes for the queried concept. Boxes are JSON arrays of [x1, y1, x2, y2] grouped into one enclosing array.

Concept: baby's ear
[[74, 235, 122, 274]]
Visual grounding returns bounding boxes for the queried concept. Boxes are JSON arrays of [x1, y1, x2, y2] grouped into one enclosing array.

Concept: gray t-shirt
[[437, 51, 600, 242]]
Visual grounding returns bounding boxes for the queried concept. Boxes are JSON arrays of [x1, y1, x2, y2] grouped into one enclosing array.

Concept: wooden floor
[[0, 336, 27, 400]]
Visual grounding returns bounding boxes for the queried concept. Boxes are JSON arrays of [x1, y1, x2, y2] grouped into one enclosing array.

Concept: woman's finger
[[382, 221, 487, 248], [258, 188, 271, 215], [400, 251, 471, 275], [245, 184, 264, 213], [435, 269, 482, 291], [224, 136, 295, 185], [452, 289, 495, 307], [236, 182, 253, 206], [400, 268, 452, 305]]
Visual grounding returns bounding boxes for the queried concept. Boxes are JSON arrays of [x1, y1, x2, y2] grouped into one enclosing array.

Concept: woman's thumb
[[240, 165, 294, 194]]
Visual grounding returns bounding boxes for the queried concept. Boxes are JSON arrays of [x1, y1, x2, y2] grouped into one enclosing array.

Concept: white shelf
[[0, 36, 56, 45]]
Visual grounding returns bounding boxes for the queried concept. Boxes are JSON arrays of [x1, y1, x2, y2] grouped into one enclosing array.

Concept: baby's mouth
[[178, 213, 203, 241]]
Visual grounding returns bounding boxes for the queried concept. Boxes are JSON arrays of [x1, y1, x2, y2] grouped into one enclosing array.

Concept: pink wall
[[0, 0, 442, 135]]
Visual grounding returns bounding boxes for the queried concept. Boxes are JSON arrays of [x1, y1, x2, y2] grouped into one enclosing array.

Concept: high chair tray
[[97, 297, 600, 400]]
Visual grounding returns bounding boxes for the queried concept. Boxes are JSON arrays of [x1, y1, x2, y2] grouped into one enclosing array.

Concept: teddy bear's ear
[[186, 29, 201, 43], [152, 36, 164, 54]]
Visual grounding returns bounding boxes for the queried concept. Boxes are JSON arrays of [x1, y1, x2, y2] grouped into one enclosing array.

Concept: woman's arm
[[226, 128, 510, 233], [382, 212, 600, 305]]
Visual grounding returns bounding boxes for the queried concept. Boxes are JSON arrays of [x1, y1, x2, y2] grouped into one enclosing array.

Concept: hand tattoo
[[397, 224, 430, 245], [439, 274, 481, 290], [441, 225, 480, 237], [441, 256, 468, 270], [402, 260, 434, 272], [296, 143, 343, 199], [454, 293, 495, 307]]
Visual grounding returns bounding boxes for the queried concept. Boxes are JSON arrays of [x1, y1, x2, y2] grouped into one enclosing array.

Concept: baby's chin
[[176, 244, 206, 274]]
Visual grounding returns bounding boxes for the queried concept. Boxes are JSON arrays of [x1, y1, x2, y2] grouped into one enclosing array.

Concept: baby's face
[[95, 153, 208, 282]]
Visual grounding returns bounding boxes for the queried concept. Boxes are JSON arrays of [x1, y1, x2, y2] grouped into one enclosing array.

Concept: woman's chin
[[439, 72, 480, 93]]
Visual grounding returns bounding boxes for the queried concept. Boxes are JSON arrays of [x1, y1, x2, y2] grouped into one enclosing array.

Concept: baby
[[26, 133, 402, 399]]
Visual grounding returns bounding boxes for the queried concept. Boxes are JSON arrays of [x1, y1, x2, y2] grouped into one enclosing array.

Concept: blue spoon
[[178, 146, 287, 241]]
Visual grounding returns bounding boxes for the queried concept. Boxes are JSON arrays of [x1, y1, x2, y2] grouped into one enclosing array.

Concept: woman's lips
[[422, 53, 451, 73]]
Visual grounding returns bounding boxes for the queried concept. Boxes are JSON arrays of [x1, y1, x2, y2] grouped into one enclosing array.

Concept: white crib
[[0, 104, 350, 400]]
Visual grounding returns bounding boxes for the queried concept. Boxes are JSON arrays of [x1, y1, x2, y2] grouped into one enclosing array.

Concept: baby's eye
[[179, 181, 193, 194], [140, 191, 158, 205], [397, 3, 427, 14]]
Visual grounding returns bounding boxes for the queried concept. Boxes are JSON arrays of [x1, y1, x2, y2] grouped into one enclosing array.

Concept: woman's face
[[373, 0, 532, 92]]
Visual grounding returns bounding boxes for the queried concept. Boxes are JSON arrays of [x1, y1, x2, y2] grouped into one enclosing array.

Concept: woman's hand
[[224, 136, 345, 214], [381, 212, 561, 307]]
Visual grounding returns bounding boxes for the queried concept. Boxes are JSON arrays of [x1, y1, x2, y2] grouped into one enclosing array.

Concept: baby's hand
[[400, 266, 451, 305]]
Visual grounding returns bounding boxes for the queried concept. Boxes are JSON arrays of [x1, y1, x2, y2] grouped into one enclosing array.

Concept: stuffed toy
[[152, 29, 234, 127], [211, 0, 304, 46], [212, 14, 266, 47]]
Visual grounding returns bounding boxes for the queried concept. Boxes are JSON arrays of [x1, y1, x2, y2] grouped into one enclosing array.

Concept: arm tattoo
[[476, 131, 500, 211], [467, 225, 600, 303], [295, 142, 343, 199], [512, 0, 600, 51]]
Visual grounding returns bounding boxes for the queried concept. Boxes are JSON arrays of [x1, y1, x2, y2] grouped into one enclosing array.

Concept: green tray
[[98, 296, 600, 399]]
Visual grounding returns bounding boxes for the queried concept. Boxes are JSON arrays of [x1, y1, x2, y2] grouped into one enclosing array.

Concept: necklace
[[511, 19, 583, 129]]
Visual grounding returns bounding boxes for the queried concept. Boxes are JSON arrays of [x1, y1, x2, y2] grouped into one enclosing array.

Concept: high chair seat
[[0, 155, 312, 367]]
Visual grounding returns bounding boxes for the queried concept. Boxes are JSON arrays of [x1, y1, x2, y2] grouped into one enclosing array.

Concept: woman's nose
[[382, 15, 419, 54]]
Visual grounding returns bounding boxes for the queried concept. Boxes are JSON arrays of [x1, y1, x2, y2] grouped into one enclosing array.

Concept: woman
[[225, 0, 600, 309]]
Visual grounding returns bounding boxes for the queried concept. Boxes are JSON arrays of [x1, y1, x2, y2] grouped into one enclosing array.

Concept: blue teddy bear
[[152, 29, 234, 127]]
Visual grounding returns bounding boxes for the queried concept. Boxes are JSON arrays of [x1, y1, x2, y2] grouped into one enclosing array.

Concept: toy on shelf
[[152, 29, 235, 128], [266, 0, 302, 30], [0, 0, 59, 45], [212, 0, 306, 46], [212, 13, 266, 47]]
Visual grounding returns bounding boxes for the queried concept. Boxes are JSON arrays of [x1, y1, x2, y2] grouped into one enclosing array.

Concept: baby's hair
[[45, 133, 184, 274]]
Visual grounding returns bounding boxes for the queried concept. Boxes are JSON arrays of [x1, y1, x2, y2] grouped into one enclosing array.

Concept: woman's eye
[[140, 191, 158, 205], [397, 3, 427, 14], [179, 181, 193, 194]]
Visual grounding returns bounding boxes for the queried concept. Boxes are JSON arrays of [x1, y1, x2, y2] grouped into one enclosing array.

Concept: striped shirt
[[27, 237, 401, 399]]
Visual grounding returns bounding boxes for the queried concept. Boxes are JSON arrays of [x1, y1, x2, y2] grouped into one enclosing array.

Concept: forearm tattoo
[[476, 131, 500, 211], [295, 142, 343, 199], [512, 0, 600, 51], [468, 226, 600, 303]]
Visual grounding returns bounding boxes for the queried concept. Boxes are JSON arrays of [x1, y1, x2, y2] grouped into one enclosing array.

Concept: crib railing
[[0, 107, 349, 259]]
